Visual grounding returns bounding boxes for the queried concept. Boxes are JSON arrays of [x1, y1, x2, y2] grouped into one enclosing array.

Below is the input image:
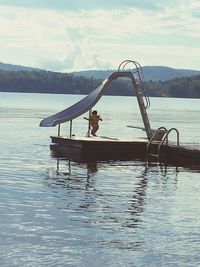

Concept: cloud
[[0, 0, 189, 11], [192, 10, 200, 18], [0, 0, 136, 10], [0, 1, 200, 71], [40, 58, 74, 71]]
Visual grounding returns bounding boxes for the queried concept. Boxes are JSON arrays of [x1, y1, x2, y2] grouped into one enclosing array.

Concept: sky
[[0, 0, 200, 72]]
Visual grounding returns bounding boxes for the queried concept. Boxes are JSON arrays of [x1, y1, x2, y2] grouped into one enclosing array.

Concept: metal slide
[[39, 78, 111, 127], [39, 61, 152, 139]]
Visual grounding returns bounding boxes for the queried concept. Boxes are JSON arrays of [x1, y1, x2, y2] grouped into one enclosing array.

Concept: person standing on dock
[[84, 110, 102, 136]]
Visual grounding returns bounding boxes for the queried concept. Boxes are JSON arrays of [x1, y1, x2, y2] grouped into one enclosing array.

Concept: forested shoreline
[[0, 69, 199, 98]]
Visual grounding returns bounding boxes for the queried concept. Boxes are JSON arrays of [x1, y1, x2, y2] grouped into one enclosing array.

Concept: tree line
[[0, 69, 199, 98]]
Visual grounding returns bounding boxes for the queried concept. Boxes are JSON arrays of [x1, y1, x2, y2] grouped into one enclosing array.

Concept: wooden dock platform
[[50, 136, 200, 168]]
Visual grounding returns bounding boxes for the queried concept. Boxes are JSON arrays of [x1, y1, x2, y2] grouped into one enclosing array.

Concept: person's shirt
[[89, 115, 102, 125]]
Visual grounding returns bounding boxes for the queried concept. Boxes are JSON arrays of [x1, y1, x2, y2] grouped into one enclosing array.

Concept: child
[[84, 110, 102, 136]]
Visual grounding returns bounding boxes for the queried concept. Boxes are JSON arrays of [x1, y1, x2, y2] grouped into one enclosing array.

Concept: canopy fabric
[[39, 78, 111, 127]]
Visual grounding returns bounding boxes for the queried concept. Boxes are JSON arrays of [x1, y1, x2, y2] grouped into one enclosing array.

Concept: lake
[[0, 92, 200, 267]]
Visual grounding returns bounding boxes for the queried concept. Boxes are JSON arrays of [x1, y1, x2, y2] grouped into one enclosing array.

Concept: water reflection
[[56, 159, 71, 177], [43, 159, 181, 235], [45, 159, 180, 215], [55, 159, 98, 179], [41, 159, 185, 255], [125, 167, 148, 228], [87, 162, 98, 175], [45, 160, 150, 227], [44, 159, 93, 191], [1, 93, 200, 266]]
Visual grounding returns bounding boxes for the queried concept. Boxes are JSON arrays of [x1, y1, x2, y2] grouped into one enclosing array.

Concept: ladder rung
[[149, 153, 158, 157], [152, 141, 162, 144]]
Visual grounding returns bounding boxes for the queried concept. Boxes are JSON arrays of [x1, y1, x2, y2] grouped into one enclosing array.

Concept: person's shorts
[[91, 123, 98, 129]]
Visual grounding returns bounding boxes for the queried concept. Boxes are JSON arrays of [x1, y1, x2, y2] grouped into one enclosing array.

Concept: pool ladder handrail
[[146, 127, 180, 163]]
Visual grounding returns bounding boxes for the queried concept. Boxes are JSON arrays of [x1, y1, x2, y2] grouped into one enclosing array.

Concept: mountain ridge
[[72, 66, 200, 81], [0, 61, 41, 72], [0, 61, 200, 81], [0, 64, 199, 98]]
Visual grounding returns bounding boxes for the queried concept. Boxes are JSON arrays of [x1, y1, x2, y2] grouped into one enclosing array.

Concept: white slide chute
[[40, 78, 111, 127], [39, 71, 133, 127]]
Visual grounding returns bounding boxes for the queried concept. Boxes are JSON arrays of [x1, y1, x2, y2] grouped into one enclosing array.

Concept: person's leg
[[91, 127, 95, 136], [91, 126, 99, 136]]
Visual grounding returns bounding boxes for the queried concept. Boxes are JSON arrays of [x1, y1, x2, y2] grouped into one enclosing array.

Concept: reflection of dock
[[46, 159, 179, 232], [50, 136, 200, 168], [56, 158, 98, 178]]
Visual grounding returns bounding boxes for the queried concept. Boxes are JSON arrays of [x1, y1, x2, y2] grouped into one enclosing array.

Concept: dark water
[[0, 92, 200, 267]]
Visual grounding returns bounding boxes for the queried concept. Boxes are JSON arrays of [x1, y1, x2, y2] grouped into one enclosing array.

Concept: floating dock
[[40, 60, 200, 169], [50, 136, 200, 168]]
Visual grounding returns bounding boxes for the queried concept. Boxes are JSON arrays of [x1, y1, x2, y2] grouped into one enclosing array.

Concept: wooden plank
[[51, 135, 148, 143]]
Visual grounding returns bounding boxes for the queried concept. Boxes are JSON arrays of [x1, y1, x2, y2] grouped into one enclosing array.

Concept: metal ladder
[[118, 60, 152, 140], [146, 127, 179, 163], [132, 77, 152, 140]]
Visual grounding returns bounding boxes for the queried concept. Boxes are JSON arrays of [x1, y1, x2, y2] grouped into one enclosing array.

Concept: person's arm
[[84, 117, 89, 121]]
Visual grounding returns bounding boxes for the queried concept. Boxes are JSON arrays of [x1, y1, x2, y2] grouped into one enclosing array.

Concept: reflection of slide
[[40, 78, 111, 127], [39, 71, 134, 127]]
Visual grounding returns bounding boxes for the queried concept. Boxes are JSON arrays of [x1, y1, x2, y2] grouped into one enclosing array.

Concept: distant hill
[[142, 66, 200, 81], [72, 66, 200, 81], [0, 67, 199, 98], [0, 62, 40, 72], [0, 61, 200, 81]]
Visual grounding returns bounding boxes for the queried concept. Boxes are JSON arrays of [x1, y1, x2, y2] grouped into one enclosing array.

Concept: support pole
[[87, 109, 92, 137], [58, 124, 60, 136], [69, 120, 72, 137]]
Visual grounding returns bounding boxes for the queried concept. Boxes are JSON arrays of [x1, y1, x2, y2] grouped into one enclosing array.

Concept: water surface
[[0, 92, 200, 267]]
